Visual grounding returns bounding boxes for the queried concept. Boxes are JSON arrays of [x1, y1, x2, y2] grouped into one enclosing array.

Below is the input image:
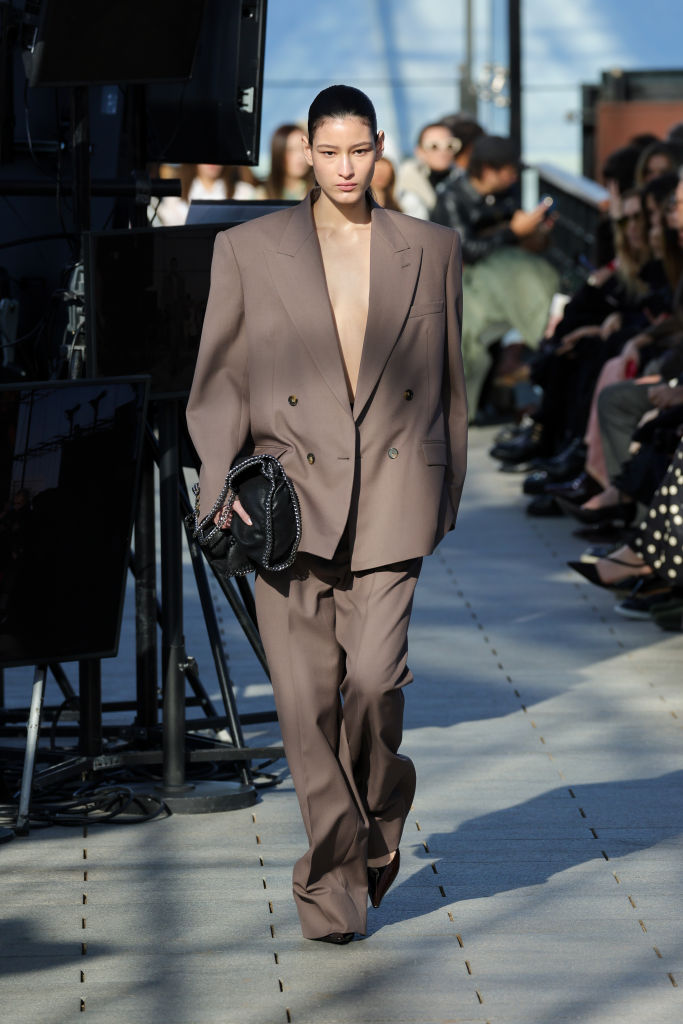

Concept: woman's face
[[643, 153, 673, 183], [304, 116, 383, 205], [197, 164, 224, 180], [284, 130, 310, 180], [622, 194, 645, 254], [417, 125, 457, 172]]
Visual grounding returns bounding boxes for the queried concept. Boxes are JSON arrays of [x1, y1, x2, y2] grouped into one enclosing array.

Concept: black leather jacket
[[430, 171, 519, 265]]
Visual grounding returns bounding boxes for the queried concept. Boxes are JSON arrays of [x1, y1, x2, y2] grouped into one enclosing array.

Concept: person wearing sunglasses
[[395, 121, 459, 220], [431, 134, 559, 416]]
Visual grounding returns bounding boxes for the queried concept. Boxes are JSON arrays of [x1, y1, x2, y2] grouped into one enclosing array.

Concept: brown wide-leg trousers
[[253, 543, 422, 939]]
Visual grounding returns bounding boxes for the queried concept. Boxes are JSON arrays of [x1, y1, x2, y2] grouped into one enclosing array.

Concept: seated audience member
[[567, 433, 683, 628], [149, 163, 262, 226], [264, 123, 314, 201], [596, 143, 644, 265], [395, 122, 459, 220], [635, 141, 679, 186], [371, 157, 401, 210], [439, 114, 485, 175], [431, 134, 559, 416], [568, 177, 683, 515], [519, 177, 683, 528], [667, 122, 683, 164], [528, 189, 651, 469], [642, 173, 683, 291]]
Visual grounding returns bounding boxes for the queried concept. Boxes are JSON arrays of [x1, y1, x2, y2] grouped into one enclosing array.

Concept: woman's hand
[[620, 334, 650, 373], [600, 312, 622, 339], [647, 383, 683, 409], [509, 204, 548, 238], [555, 325, 600, 356], [214, 497, 252, 529]]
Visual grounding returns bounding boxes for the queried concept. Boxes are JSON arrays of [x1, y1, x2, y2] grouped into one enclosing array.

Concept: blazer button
[[388, 447, 399, 459], [307, 452, 315, 464], [288, 395, 298, 406], [403, 389, 414, 401]]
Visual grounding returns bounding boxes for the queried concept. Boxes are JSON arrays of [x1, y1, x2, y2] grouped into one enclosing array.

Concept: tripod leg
[[183, 659, 250, 786], [134, 437, 158, 729], [79, 659, 102, 757], [16, 665, 48, 834], [183, 515, 245, 740], [48, 663, 76, 700], [234, 575, 258, 628], [177, 479, 270, 677], [183, 516, 251, 785]]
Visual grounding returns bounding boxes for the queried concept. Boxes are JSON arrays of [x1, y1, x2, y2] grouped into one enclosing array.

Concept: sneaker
[[614, 587, 674, 620], [651, 594, 683, 631]]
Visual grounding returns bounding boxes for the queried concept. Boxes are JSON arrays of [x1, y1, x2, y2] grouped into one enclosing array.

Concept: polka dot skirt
[[634, 439, 683, 583]]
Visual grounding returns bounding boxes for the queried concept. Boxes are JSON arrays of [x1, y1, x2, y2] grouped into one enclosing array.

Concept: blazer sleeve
[[442, 231, 468, 521], [186, 230, 251, 520]]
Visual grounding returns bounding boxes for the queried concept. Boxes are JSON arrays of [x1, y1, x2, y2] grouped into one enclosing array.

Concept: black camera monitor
[[0, 377, 149, 668], [86, 224, 222, 399], [25, 0, 206, 87], [146, 0, 267, 166], [86, 202, 296, 397]]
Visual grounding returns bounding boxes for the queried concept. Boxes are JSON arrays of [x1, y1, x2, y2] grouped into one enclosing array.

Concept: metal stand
[[154, 399, 255, 812], [15, 665, 47, 834], [134, 436, 159, 730], [79, 660, 102, 757]]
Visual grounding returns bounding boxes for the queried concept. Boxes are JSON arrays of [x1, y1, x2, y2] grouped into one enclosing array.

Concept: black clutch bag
[[190, 453, 302, 579]]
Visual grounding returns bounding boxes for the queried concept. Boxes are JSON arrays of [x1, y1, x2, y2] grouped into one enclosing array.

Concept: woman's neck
[[196, 171, 220, 191], [313, 187, 372, 229]]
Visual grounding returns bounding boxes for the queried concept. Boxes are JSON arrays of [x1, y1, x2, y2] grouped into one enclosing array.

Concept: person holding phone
[[431, 135, 559, 416]]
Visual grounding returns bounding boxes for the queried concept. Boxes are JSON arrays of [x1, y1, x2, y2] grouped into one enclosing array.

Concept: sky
[[258, 0, 682, 177]]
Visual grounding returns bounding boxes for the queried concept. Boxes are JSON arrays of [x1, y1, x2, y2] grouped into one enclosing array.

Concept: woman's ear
[[302, 135, 314, 168], [375, 130, 385, 162]]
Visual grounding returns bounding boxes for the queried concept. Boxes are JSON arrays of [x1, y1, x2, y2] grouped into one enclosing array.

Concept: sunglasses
[[617, 212, 643, 225], [422, 140, 461, 152]]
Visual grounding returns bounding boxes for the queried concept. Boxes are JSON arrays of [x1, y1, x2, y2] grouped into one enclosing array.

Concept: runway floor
[[2, 426, 683, 1024]]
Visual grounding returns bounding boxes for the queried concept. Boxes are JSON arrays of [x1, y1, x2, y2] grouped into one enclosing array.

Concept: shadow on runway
[[369, 770, 683, 931]]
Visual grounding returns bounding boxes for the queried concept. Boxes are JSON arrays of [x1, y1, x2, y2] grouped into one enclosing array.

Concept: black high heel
[[567, 557, 652, 591], [557, 497, 636, 525], [368, 849, 400, 909]]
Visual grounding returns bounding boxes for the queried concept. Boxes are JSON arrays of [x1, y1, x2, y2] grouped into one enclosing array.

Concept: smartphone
[[540, 194, 556, 217]]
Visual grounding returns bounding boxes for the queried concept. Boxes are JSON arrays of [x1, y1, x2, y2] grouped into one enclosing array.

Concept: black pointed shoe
[[368, 850, 400, 909], [567, 558, 652, 592], [556, 497, 636, 525]]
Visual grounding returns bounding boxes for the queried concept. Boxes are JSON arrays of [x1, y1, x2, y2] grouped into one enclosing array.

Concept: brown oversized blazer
[[186, 191, 467, 572]]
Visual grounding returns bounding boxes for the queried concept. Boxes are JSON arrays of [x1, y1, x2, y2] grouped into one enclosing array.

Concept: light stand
[[154, 399, 255, 812]]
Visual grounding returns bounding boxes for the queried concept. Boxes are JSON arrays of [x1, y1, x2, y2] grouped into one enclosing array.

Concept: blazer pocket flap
[[408, 299, 445, 318], [421, 440, 447, 465], [252, 443, 291, 460]]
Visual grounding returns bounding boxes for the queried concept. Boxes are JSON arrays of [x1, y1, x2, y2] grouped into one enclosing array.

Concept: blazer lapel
[[264, 195, 351, 413], [353, 206, 422, 421]]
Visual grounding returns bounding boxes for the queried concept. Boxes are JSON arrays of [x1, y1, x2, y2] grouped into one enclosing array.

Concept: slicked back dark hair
[[468, 135, 520, 179], [308, 85, 378, 143]]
